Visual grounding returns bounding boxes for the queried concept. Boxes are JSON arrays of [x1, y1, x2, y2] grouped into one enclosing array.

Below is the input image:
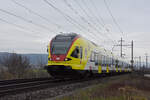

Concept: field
[[57, 73, 150, 100]]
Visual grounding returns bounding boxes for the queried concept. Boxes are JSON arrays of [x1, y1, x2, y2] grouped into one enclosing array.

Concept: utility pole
[[139, 56, 141, 68], [145, 53, 148, 68], [121, 38, 123, 58], [131, 40, 134, 70], [114, 38, 134, 70], [118, 37, 124, 58]]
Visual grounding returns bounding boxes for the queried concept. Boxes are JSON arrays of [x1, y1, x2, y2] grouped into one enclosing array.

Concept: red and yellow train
[[45, 33, 131, 78]]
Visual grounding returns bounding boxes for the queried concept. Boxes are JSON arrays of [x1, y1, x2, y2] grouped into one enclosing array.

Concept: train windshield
[[51, 41, 71, 55]]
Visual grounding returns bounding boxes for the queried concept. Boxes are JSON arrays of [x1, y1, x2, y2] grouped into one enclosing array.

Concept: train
[[45, 33, 131, 78]]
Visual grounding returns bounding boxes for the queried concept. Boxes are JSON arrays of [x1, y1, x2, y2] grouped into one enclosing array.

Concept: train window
[[101, 55, 103, 65], [98, 53, 102, 65], [85, 48, 87, 58], [102, 55, 105, 66], [51, 41, 71, 54], [105, 56, 108, 65], [88, 43, 90, 51], [104, 56, 106, 65], [90, 51, 94, 62], [80, 47, 83, 59], [47, 45, 48, 53], [71, 46, 79, 58], [112, 58, 114, 65], [115, 60, 119, 64], [47, 48, 48, 53], [109, 57, 112, 65], [95, 53, 98, 65], [122, 62, 124, 67], [108, 57, 110, 65], [107, 57, 109, 65]]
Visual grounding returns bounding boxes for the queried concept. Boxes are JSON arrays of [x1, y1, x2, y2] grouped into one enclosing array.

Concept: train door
[[89, 51, 95, 70], [103, 55, 107, 73], [95, 52, 98, 67], [70, 46, 80, 66], [79, 46, 83, 65], [92, 52, 98, 72], [98, 53, 102, 73]]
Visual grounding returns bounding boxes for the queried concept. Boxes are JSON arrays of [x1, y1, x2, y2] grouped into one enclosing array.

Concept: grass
[[57, 73, 150, 100], [0, 68, 50, 80]]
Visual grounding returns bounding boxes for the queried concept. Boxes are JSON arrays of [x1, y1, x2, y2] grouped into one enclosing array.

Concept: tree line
[[0, 53, 49, 80]]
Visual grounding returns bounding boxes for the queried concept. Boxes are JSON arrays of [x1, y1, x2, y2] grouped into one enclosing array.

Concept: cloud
[[0, 0, 149, 61]]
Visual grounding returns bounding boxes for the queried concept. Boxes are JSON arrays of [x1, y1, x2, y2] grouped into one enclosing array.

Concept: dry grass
[[57, 74, 150, 100], [0, 68, 50, 80]]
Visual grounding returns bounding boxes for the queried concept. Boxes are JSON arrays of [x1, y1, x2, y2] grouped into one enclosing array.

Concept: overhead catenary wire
[[0, 17, 46, 38], [89, 0, 105, 27], [62, 0, 105, 41], [43, 0, 84, 32], [82, 0, 117, 44], [0, 0, 140, 58], [74, 0, 102, 32], [88, 0, 117, 41], [0, 9, 55, 32], [0, 18, 51, 37], [74, 0, 116, 45], [103, 0, 124, 37], [43, 0, 101, 43], [73, 0, 109, 40], [11, 0, 62, 30], [1, 0, 124, 47], [82, 0, 104, 28], [58, 0, 106, 43]]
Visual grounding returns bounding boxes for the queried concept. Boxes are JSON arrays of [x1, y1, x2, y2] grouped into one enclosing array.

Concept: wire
[[0, 17, 41, 38], [62, 0, 104, 40], [43, 0, 83, 31], [82, 0, 104, 28], [0, 9, 54, 32], [88, 0, 116, 40], [89, 0, 105, 27], [82, 0, 117, 44], [74, 0, 99, 30], [74, 0, 116, 45], [73, 0, 106, 38], [103, 0, 124, 37], [11, 0, 62, 30], [43, 0, 100, 42]]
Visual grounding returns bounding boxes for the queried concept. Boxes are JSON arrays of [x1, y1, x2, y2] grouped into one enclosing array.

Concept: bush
[[0, 53, 50, 80]]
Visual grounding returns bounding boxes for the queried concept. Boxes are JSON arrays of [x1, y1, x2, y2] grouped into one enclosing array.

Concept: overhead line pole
[[117, 37, 125, 58], [115, 39, 134, 70], [120, 37, 123, 57], [131, 40, 134, 70], [139, 56, 141, 68], [145, 53, 148, 68]]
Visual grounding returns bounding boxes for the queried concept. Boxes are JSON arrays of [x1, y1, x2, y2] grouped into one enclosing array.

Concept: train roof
[[54, 33, 79, 41]]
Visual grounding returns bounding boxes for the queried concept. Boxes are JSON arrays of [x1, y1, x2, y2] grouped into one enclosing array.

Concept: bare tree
[[37, 55, 45, 68], [1, 53, 31, 78]]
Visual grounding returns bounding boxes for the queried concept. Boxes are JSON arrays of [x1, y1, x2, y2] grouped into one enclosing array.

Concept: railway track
[[0, 74, 129, 100], [0, 77, 93, 97], [0, 77, 72, 97], [0, 77, 51, 85]]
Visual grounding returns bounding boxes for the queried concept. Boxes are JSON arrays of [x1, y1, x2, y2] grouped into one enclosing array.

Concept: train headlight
[[48, 57, 52, 61], [64, 58, 72, 61]]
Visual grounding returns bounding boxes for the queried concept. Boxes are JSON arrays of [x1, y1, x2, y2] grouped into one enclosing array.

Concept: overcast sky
[[0, 0, 150, 62]]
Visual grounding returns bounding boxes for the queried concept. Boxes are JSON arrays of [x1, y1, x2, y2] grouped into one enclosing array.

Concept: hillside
[[0, 52, 48, 66]]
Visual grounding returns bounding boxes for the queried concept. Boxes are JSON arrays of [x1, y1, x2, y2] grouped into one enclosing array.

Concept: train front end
[[45, 33, 84, 78]]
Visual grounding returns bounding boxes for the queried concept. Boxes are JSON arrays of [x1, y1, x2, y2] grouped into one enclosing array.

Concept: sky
[[0, 0, 150, 63]]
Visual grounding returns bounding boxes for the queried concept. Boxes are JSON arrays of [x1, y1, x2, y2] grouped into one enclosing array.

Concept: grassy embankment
[[0, 68, 50, 80], [58, 74, 150, 100]]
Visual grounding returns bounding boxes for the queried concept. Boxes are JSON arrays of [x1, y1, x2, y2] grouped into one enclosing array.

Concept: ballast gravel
[[0, 75, 121, 100]]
